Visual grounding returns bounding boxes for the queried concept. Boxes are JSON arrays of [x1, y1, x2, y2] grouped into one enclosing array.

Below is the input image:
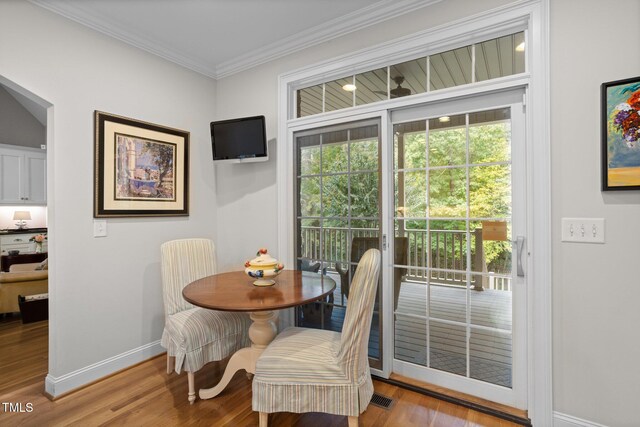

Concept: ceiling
[[30, 0, 441, 79]]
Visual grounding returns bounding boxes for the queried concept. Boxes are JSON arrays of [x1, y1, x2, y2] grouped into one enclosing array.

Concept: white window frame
[[277, 0, 550, 423]]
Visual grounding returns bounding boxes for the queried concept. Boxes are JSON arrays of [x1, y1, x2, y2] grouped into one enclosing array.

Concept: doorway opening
[[0, 75, 52, 397]]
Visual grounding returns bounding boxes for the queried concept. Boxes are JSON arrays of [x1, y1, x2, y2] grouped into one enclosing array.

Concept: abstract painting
[[602, 76, 640, 190]]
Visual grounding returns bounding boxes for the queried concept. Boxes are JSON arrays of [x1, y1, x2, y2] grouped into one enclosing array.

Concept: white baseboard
[[554, 412, 609, 427], [45, 340, 164, 397]]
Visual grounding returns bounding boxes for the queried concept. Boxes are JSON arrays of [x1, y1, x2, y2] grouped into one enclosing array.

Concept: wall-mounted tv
[[210, 115, 267, 163]]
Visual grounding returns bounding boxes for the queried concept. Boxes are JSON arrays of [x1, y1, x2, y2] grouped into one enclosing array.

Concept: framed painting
[[94, 111, 189, 217], [602, 76, 640, 190]]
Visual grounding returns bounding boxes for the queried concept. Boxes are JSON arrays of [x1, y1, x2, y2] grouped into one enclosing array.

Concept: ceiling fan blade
[[391, 87, 411, 98]]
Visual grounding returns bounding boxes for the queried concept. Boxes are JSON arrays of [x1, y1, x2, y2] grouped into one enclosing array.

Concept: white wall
[[550, 1, 640, 425], [2, 0, 637, 423], [0, 86, 45, 148], [214, 0, 512, 272], [0, 205, 46, 229], [0, 1, 217, 387], [217, 0, 640, 425]]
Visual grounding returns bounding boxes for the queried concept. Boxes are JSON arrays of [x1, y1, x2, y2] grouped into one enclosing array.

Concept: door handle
[[515, 236, 525, 277]]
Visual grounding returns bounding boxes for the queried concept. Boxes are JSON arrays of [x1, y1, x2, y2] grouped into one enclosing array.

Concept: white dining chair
[[252, 248, 381, 426], [160, 238, 251, 404]]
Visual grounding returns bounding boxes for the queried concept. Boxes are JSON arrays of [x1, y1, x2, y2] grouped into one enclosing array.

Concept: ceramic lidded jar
[[244, 248, 284, 286]]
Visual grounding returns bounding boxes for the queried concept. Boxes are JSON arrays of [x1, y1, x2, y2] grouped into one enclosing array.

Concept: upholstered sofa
[[0, 262, 48, 314]]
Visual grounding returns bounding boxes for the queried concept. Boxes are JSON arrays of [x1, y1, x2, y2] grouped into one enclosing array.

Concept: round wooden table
[[182, 269, 335, 399]]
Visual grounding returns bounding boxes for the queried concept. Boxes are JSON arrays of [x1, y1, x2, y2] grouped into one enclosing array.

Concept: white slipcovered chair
[[252, 248, 381, 427], [160, 238, 251, 404]]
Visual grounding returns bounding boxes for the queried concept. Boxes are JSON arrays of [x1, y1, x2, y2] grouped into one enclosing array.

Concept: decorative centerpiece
[[244, 248, 284, 287], [30, 234, 46, 253]]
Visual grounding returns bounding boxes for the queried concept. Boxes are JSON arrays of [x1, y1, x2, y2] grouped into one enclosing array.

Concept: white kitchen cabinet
[[0, 144, 46, 205], [0, 232, 47, 255]]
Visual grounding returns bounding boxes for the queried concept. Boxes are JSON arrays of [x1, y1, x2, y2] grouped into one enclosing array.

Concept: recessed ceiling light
[[515, 42, 525, 52], [342, 83, 357, 92], [438, 116, 450, 123]]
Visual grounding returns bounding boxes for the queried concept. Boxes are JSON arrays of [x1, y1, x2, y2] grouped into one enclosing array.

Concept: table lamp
[[13, 210, 31, 229]]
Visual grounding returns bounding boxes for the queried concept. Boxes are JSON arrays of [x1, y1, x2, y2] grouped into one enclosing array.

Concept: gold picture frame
[[94, 111, 189, 217]]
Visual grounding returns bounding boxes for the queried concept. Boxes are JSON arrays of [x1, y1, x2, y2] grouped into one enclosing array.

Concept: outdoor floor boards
[[301, 275, 513, 388]]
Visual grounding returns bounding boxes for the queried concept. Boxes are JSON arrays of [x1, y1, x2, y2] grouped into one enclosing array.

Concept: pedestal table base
[[199, 310, 277, 399]]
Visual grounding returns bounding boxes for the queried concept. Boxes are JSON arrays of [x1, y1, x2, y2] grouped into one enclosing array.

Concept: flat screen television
[[210, 115, 267, 163]]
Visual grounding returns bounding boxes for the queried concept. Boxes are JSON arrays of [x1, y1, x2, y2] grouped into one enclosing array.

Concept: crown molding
[[28, 0, 218, 78], [279, 0, 532, 88], [214, 0, 443, 79], [29, 0, 442, 80]]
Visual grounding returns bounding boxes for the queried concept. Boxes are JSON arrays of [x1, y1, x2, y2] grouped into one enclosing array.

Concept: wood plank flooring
[[1, 356, 523, 426], [0, 314, 48, 396], [394, 283, 512, 387], [0, 315, 524, 426], [389, 374, 528, 422], [301, 277, 513, 387]]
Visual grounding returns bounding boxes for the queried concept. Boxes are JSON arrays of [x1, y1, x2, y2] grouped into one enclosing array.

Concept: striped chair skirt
[[252, 327, 374, 417], [161, 307, 251, 374]]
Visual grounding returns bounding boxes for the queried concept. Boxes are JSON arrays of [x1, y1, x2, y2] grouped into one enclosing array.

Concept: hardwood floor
[[0, 316, 523, 426], [0, 314, 48, 396], [387, 374, 528, 423]]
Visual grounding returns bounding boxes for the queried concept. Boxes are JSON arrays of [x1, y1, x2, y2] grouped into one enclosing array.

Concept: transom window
[[296, 31, 525, 118]]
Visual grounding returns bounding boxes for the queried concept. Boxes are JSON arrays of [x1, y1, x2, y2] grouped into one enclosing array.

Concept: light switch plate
[[93, 220, 107, 237], [561, 218, 605, 243]]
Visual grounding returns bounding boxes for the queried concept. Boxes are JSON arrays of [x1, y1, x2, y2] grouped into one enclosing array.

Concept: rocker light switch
[[93, 220, 107, 237]]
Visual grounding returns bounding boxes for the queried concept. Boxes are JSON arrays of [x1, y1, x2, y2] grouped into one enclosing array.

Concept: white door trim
[[277, 0, 551, 423], [524, 1, 552, 423], [0, 74, 57, 394], [388, 92, 528, 408]]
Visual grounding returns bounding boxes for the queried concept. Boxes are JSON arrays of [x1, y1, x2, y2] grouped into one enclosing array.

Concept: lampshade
[[13, 211, 31, 221]]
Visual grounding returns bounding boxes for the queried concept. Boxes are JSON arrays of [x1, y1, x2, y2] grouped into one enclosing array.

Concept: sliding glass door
[[390, 89, 527, 407], [291, 89, 527, 407], [294, 119, 382, 369]]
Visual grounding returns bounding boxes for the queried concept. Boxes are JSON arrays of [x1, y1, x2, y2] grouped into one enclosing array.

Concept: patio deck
[[299, 275, 512, 388]]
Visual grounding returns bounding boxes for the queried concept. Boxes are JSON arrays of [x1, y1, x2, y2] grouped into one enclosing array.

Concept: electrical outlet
[[93, 220, 107, 237], [561, 218, 605, 243]]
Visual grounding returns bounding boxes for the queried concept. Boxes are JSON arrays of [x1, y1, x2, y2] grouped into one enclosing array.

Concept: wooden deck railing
[[299, 226, 378, 270], [299, 226, 511, 291]]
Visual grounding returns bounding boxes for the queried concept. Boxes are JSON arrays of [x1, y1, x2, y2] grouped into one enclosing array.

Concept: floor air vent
[[370, 392, 394, 409]]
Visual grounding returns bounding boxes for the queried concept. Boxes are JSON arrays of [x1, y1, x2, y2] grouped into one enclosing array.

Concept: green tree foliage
[[139, 141, 174, 184], [398, 122, 512, 272], [298, 121, 512, 273], [299, 138, 379, 228]]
